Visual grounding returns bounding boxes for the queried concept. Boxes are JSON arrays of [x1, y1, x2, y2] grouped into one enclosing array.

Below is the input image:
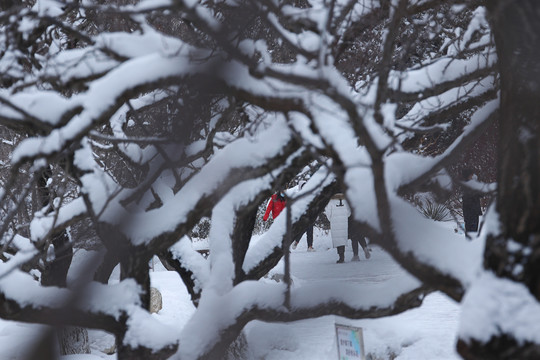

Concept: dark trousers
[[351, 236, 368, 256], [348, 218, 367, 255], [337, 245, 345, 260], [305, 225, 313, 248], [464, 215, 479, 232]]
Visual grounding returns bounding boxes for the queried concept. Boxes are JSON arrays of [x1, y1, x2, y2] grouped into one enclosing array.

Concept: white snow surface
[[390, 194, 485, 286], [0, 229, 464, 360], [459, 271, 540, 344]]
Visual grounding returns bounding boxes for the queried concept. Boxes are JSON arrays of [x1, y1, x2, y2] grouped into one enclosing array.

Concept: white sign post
[[335, 323, 365, 360]]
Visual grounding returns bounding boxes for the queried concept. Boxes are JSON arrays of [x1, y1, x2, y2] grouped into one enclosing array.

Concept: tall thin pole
[[283, 195, 292, 311]]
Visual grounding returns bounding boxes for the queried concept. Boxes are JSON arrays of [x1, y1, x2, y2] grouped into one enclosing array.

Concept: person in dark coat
[[292, 225, 314, 251], [461, 168, 482, 234], [349, 218, 371, 261], [291, 181, 315, 251]]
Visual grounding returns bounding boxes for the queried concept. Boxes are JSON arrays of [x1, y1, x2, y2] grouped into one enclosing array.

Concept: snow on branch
[[389, 194, 484, 296], [177, 277, 430, 359], [118, 118, 301, 246], [0, 266, 141, 333], [459, 271, 540, 346], [391, 98, 499, 195], [0, 235, 39, 278], [29, 197, 87, 242], [397, 76, 496, 129], [388, 54, 497, 101]]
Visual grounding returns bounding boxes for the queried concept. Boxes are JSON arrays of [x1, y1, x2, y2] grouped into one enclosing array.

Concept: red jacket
[[263, 193, 286, 221]]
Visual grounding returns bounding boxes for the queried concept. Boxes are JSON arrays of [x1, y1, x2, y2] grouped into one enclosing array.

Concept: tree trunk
[[458, 1, 540, 358], [36, 168, 91, 356], [94, 249, 119, 284], [58, 327, 91, 355], [37, 167, 74, 288], [40, 230, 73, 288]]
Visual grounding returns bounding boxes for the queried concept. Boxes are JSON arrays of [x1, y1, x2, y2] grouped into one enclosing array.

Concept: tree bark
[[459, 1, 540, 358], [40, 230, 73, 288], [94, 249, 119, 284], [58, 327, 91, 355], [36, 167, 90, 356]]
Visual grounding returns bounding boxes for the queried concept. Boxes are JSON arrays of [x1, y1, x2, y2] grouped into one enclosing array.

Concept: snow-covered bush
[[414, 194, 453, 222]]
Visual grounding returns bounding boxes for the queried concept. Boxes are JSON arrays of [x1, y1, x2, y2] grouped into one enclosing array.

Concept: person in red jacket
[[263, 192, 286, 221]]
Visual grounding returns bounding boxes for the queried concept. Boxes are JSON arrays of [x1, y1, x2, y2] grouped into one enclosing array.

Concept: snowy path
[[246, 230, 462, 360], [290, 244, 406, 285]]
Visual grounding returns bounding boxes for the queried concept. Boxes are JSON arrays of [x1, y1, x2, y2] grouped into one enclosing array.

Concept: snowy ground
[[246, 229, 461, 360], [0, 227, 463, 360]]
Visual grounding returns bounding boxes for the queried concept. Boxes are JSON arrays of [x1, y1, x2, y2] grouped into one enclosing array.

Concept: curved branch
[[0, 292, 124, 334], [182, 281, 433, 359], [397, 99, 498, 197], [388, 65, 497, 103]]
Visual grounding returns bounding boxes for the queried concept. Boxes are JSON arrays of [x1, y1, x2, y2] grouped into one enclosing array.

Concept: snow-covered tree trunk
[[458, 1, 540, 358]]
